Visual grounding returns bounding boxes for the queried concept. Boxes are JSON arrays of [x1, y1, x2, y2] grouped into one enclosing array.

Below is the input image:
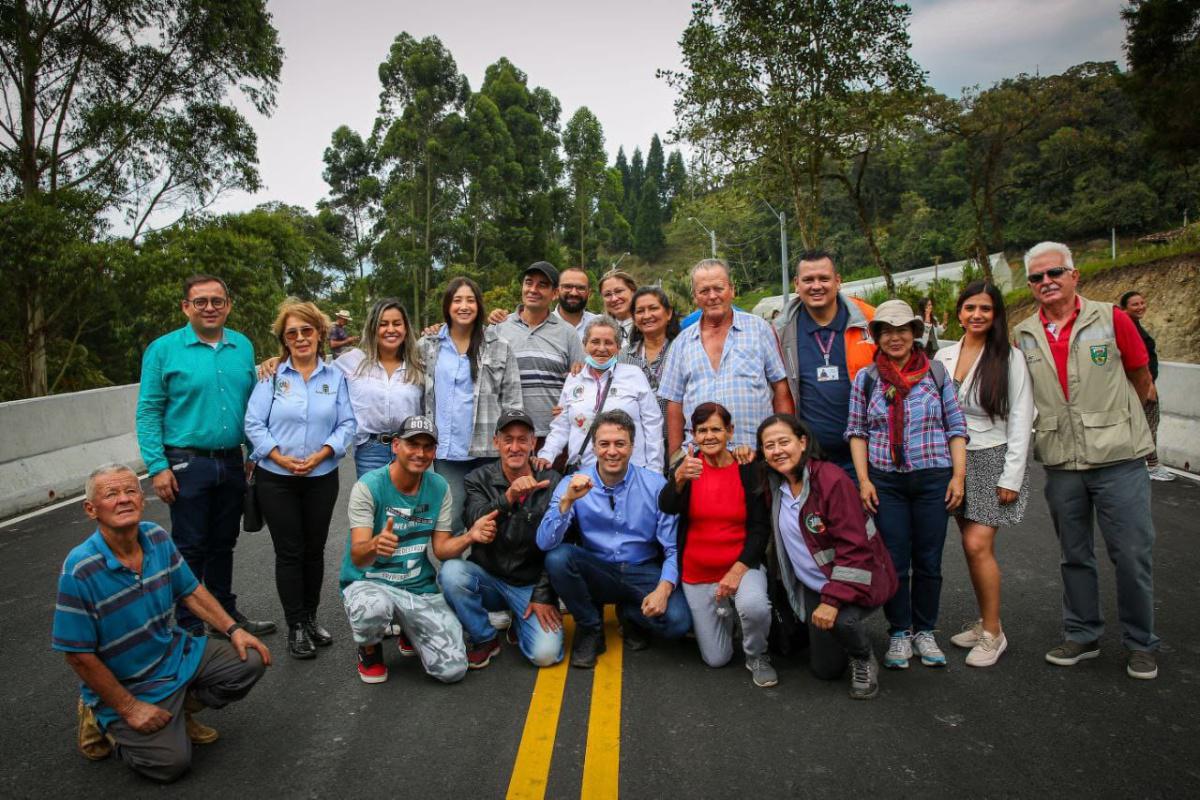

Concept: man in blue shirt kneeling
[[53, 463, 271, 783], [537, 409, 691, 668]]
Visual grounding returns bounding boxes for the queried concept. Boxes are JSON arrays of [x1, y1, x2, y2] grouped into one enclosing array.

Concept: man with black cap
[[437, 409, 565, 669], [494, 262, 586, 442], [339, 415, 474, 684]]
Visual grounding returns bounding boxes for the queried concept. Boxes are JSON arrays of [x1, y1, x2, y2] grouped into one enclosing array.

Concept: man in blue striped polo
[[53, 463, 272, 782]]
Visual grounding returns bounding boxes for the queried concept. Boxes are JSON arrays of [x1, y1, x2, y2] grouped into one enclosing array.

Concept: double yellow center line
[[505, 607, 624, 800]]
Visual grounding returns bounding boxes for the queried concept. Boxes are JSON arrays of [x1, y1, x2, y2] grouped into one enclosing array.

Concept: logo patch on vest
[[1089, 344, 1109, 366], [804, 513, 826, 535]]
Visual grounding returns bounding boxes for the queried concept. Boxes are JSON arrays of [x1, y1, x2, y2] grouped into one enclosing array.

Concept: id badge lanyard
[[814, 329, 836, 367]]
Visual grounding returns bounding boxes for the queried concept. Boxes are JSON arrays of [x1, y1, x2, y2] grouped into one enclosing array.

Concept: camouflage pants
[[342, 581, 467, 683]]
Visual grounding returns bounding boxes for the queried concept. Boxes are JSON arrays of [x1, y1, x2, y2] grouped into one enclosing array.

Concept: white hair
[[1024, 241, 1074, 271], [689, 258, 732, 287], [85, 463, 139, 502], [583, 314, 622, 343]]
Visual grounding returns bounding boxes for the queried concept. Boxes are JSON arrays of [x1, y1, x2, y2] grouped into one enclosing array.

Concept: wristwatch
[[225, 622, 245, 638]]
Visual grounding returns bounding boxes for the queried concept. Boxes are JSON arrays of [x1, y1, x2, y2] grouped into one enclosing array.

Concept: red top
[[683, 457, 747, 584], [1038, 299, 1148, 400]]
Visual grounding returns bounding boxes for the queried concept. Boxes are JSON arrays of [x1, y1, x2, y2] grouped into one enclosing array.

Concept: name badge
[[816, 365, 840, 382]]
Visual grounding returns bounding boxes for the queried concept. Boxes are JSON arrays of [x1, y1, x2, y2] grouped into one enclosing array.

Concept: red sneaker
[[357, 645, 388, 684], [397, 632, 416, 657], [467, 637, 501, 670]]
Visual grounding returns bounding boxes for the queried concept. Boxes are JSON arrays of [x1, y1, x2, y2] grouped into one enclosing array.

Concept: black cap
[[522, 261, 559, 287], [495, 409, 535, 435], [397, 415, 438, 442]]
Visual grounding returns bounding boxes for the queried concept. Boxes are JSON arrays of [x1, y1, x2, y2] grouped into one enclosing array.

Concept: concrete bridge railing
[[2, 362, 1198, 519]]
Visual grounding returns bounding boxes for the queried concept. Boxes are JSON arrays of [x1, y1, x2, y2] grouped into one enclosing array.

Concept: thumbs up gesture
[[469, 509, 500, 545], [374, 516, 399, 558], [675, 444, 704, 488], [506, 475, 552, 505]]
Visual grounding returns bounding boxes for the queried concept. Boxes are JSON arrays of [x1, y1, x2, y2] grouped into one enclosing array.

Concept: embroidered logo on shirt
[[573, 413, 589, 429], [276, 379, 291, 396], [1089, 344, 1109, 366], [804, 513, 826, 535], [571, 384, 586, 401]]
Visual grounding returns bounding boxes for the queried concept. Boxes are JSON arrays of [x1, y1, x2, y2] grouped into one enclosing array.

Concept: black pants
[[802, 584, 876, 680], [256, 469, 340, 627]]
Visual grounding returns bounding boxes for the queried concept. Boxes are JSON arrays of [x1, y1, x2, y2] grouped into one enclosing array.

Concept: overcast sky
[[212, 0, 1127, 216]]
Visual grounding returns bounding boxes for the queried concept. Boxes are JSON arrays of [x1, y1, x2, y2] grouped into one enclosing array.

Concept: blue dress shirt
[[536, 463, 679, 586], [244, 358, 356, 477], [433, 330, 475, 460]]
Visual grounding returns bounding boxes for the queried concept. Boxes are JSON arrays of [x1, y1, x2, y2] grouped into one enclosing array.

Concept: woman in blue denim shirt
[[845, 299, 967, 672]]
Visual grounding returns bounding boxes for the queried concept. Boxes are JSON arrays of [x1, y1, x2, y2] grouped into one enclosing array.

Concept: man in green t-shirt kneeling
[[340, 416, 469, 684]]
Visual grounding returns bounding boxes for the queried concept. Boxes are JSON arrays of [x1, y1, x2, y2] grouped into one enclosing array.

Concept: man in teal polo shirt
[[54, 463, 271, 782], [136, 274, 275, 637]]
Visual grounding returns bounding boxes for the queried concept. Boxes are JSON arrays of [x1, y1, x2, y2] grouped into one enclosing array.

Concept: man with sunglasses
[[1013, 242, 1159, 680], [136, 274, 276, 639]]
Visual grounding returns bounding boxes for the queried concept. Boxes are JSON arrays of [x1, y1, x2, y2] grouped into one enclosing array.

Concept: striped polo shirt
[[52, 522, 206, 728], [494, 311, 585, 437]]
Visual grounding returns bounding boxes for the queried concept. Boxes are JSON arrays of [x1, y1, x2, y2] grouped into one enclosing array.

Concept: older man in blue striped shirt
[[52, 464, 271, 783]]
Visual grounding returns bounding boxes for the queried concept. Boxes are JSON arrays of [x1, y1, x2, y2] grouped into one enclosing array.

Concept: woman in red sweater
[[658, 402, 775, 688], [757, 414, 898, 700]]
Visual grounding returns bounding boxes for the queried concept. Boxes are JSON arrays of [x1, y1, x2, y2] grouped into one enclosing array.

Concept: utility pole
[[688, 218, 718, 259], [762, 199, 790, 304]]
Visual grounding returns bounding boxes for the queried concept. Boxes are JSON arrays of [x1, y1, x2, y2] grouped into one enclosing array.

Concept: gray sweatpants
[[681, 567, 771, 667], [107, 638, 265, 783], [1044, 459, 1160, 651], [342, 580, 467, 683]]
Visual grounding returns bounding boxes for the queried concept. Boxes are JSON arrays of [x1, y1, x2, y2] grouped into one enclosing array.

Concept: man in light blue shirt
[[537, 409, 691, 668], [135, 274, 274, 637]]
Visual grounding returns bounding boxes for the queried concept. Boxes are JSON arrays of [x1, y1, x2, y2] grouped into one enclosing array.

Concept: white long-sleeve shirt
[[537, 363, 663, 471], [935, 341, 1036, 491]]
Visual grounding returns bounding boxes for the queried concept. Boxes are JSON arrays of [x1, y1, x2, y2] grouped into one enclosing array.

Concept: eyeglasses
[[284, 325, 316, 341], [601, 289, 630, 299], [1027, 267, 1070, 284], [185, 296, 227, 310]]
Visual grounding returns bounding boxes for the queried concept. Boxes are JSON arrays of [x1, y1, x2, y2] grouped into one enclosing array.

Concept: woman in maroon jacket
[[757, 414, 898, 700]]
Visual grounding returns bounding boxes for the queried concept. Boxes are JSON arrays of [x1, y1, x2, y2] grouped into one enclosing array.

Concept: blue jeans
[[438, 559, 563, 666], [869, 466, 952, 634], [543, 544, 692, 637], [353, 438, 392, 478], [165, 449, 246, 633], [435, 457, 494, 535]]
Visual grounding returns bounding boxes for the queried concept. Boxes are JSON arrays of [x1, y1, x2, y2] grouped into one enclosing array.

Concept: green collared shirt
[[136, 325, 257, 474]]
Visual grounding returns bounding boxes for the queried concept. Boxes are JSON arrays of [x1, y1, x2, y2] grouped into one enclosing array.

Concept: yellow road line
[[506, 618, 575, 800], [581, 606, 623, 800]]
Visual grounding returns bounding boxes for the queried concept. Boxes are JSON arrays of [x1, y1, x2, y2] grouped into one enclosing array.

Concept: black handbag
[[242, 375, 276, 533], [563, 371, 615, 474]]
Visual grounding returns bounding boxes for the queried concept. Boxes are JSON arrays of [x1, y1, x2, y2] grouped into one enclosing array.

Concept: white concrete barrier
[[1157, 361, 1200, 474], [0, 384, 142, 519]]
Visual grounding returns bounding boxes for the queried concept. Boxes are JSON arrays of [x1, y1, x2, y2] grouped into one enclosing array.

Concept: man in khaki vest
[[1014, 242, 1159, 680]]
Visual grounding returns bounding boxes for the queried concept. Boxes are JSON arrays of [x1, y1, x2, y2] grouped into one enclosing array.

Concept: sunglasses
[[284, 325, 316, 341], [1027, 267, 1070, 284]]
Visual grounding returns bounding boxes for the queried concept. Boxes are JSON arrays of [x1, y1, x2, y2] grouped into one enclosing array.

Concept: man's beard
[[558, 295, 588, 314]]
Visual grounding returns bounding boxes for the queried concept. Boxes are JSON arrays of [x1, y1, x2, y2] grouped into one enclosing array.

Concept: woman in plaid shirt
[[845, 299, 968, 672]]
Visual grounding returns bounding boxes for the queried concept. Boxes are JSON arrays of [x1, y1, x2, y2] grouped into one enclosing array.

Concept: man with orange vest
[[774, 250, 876, 473]]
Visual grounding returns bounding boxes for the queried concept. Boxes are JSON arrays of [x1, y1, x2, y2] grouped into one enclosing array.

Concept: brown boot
[[77, 698, 112, 761], [184, 692, 219, 744]]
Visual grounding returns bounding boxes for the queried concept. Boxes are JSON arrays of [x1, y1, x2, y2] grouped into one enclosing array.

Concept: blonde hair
[[358, 297, 423, 384], [271, 299, 331, 359]]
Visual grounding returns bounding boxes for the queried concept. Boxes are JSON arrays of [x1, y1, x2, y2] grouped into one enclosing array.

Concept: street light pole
[[688, 217, 717, 259], [610, 251, 630, 270], [762, 199, 790, 305]]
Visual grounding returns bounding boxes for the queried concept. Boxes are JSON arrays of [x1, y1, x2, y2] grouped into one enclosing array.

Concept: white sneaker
[[1148, 465, 1176, 482], [950, 619, 982, 649], [488, 610, 513, 630], [885, 632, 913, 669], [913, 631, 947, 667], [965, 630, 1008, 667]]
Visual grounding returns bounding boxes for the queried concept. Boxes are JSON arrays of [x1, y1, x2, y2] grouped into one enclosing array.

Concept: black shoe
[[304, 615, 333, 647], [622, 622, 650, 651], [287, 623, 316, 659], [570, 627, 607, 668], [234, 612, 277, 637]]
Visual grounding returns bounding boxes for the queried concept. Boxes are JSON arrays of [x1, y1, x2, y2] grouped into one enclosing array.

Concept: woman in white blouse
[[534, 315, 662, 472], [335, 298, 425, 477], [934, 281, 1034, 668]]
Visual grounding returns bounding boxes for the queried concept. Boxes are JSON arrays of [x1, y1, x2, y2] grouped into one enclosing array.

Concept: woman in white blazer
[[934, 281, 1034, 668]]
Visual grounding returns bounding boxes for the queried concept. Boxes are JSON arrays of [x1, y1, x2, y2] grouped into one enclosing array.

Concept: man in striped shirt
[[52, 463, 272, 783]]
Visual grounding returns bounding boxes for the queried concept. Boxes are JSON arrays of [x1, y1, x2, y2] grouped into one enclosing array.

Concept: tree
[[664, 150, 688, 218], [633, 176, 666, 259], [562, 107, 608, 266], [0, 0, 282, 396], [1122, 0, 1200, 161], [454, 92, 520, 268], [625, 147, 644, 232], [615, 147, 631, 207], [321, 126, 380, 278], [595, 167, 631, 253], [645, 134, 666, 205], [663, 0, 924, 249]]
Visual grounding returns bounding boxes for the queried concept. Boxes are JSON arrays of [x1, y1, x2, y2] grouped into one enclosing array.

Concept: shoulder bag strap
[[572, 371, 616, 464]]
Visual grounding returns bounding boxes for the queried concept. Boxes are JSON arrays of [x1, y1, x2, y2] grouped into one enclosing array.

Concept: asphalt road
[[1, 460, 1198, 799]]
